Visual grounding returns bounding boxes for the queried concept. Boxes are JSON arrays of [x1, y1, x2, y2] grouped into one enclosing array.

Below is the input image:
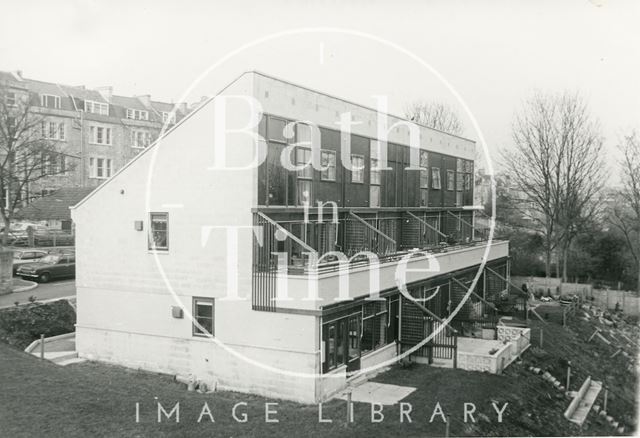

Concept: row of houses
[[0, 70, 190, 228]]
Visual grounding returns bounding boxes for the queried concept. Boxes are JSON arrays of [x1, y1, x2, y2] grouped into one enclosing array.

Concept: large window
[[362, 301, 387, 353], [193, 297, 214, 336], [149, 212, 168, 251], [126, 108, 149, 121], [419, 151, 429, 188], [321, 296, 398, 374], [268, 117, 287, 143], [89, 157, 112, 179], [370, 158, 381, 185], [162, 111, 176, 124], [431, 167, 442, 189], [419, 151, 429, 206], [84, 100, 109, 115], [131, 130, 152, 148], [351, 154, 364, 183], [6, 92, 16, 106], [322, 316, 350, 373], [370, 157, 381, 207], [41, 94, 61, 109], [446, 170, 455, 191], [320, 150, 336, 181], [296, 147, 312, 205], [89, 125, 112, 145], [41, 121, 65, 140], [296, 147, 312, 179]]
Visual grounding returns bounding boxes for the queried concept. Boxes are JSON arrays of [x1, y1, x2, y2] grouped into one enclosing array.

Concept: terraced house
[[71, 71, 529, 403], [0, 70, 188, 206]]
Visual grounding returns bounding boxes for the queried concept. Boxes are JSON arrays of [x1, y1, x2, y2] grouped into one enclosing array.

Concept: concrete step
[[56, 357, 87, 366], [564, 377, 602, 426], [31, 350, 78, 363]]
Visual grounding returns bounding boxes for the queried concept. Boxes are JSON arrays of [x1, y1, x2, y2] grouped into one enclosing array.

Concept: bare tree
[[0, 83, 76, 248], [610, 130, 640, 293], [502, 91, 604, 281], [404, 101, 464, 136]]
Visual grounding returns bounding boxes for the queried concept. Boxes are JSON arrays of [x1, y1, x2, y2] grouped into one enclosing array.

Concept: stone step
[[31, 350, 78, 363], [56, 357, 87, 366]]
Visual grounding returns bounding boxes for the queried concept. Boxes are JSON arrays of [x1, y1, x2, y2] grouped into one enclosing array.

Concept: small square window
[[193, 298, 214, 336], [149, 212, 168, 251]]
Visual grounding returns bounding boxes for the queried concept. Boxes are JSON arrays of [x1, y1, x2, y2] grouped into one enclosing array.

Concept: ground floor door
[[346, 314, 361, 374]]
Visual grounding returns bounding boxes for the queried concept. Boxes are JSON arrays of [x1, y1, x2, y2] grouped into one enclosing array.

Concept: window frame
[[320, 149, 336, 181], [350, 154, 365, 184], [126, 108, 149, 121], [88, 157, 113, 179], [84, 100, 109, 116], [41, 94, 61, 109], [446, 170, 456, 191], [192, 297, 215, 337], [267, 116, 288, 143], [370, 185, 381, 208], [148, 212, 169, 251], [431, 167, 442, 190], [89, 125, 112, 145], [296, 147, 313, 180], [131, 129, 152, 148], [162, 111, 176, 124], [370, 158, 381, 186], [6, 92, 16, 107]]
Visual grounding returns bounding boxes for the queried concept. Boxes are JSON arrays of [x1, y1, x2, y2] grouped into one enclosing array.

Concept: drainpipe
[[80, 110, 85, 187]]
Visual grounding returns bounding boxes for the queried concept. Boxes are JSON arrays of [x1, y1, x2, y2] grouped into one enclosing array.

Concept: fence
[[577, 288, 640, 316], [8, 230, 75, 247]]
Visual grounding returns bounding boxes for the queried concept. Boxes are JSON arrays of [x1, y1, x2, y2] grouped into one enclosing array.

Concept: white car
[[540, 296, 552, 302]]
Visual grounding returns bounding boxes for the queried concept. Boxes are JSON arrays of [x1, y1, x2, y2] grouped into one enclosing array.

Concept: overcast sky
[[1, 0, 638, 181]]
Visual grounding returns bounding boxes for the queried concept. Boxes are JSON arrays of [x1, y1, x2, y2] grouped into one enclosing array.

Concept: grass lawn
[[1, 338, 627, 438]]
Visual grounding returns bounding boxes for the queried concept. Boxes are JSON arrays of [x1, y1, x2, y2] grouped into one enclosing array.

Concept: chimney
[[11, 70, 23, 81], [136, 94, 151, 107], [96, 86, 113, 103]]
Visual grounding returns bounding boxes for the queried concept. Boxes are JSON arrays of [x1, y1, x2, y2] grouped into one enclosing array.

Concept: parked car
[[16, 253, 76, 282], [540, 296, 552, 302], [12, 249, 48, 274]]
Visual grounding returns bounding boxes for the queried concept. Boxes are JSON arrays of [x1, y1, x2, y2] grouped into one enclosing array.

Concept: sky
[[1, 0, 638, 181]]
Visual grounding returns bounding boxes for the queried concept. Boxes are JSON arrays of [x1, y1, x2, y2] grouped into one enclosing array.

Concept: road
[[0, 279, 76, 309]]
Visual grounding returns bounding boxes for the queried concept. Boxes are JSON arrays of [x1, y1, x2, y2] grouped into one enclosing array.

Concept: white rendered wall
[[253, 72, 476, 161], [72, 72, 320, 403]]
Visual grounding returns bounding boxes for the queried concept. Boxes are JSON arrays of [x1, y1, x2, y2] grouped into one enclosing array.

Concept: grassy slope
[[0, 335, 630, 438]]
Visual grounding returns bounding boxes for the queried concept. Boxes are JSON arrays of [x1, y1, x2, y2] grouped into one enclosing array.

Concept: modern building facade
[[71, 71, 526, 403], [0, 70, 187, 204]]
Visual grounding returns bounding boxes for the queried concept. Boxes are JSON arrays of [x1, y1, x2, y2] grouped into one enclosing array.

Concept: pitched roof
[[15, 187, 95, 221]]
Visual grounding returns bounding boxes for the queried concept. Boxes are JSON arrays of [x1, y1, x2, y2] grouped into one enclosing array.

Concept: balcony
[[251, 208, 509, 311]]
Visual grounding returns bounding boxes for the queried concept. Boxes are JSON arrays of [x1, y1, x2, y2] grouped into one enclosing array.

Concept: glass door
[[346, 313, 361, 374]]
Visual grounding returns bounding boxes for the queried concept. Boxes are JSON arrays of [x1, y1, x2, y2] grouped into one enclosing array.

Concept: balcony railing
[[252, 208, 493, 276]]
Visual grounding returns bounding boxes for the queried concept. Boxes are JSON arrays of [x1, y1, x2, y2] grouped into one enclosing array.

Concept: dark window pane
[[268, 117, 287, 143]]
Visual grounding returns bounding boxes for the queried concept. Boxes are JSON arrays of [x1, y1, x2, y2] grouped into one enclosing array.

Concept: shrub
[[0, 300, 76, 349]]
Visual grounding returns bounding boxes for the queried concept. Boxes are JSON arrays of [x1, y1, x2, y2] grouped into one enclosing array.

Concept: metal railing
[[252, 209, 494, 276]]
